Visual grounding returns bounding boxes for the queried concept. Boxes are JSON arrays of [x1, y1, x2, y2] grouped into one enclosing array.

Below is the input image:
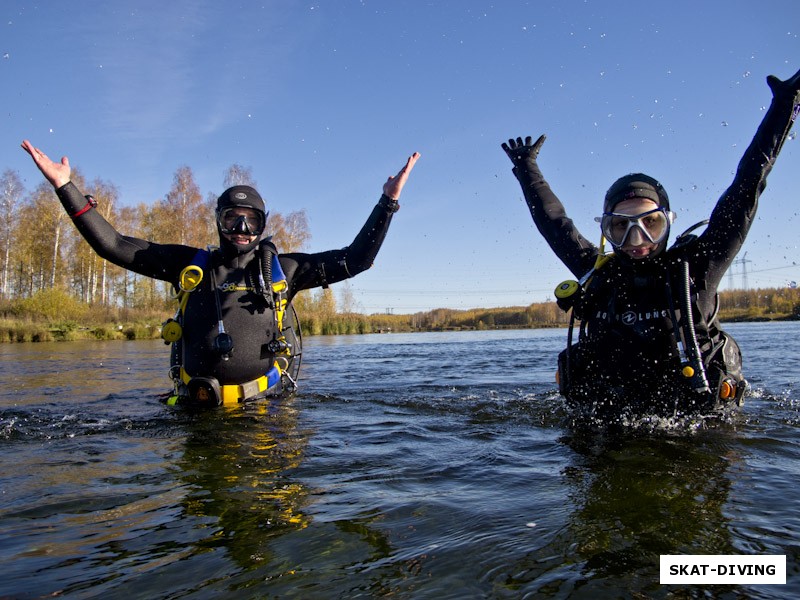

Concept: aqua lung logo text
[[594, 308, 670, 324]]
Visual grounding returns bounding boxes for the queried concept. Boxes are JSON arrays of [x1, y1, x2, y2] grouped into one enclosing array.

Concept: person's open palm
[[21, 140, 71, 188], [383, 152, 421, 200]]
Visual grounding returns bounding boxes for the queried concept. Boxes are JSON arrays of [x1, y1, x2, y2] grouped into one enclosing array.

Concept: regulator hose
[[259, 241, 275, 308], [680, 260, 710, 393]]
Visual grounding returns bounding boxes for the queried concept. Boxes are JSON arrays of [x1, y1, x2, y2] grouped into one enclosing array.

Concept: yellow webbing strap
[[272, 279, 287, 331], [580, 235, 613, 287], [593, 235, 613, 270]]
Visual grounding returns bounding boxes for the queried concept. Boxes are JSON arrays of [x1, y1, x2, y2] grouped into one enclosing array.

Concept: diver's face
[[218, 207, 261, 246], [608, 198, 662, 259]]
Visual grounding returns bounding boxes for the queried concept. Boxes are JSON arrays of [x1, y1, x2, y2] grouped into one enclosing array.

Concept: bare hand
[[383, 152, 421, 200], [20, 140, 71, 188]]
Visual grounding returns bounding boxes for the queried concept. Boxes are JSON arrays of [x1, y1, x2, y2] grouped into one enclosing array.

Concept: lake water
[[1, 322, 799, 598]]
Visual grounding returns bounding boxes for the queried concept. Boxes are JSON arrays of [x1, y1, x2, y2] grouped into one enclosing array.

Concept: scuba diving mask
[[216, 206, 267, 236], [596, 207, 674, 248]]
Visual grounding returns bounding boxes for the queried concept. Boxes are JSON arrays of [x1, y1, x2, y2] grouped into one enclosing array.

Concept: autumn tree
[[223, 164, 256, 188], [269, 210, 310, 253], [0, 169, 24, 299], [14, 169, 86, 295], [161, 166, 207, 248], [338, 280, 359, 314]]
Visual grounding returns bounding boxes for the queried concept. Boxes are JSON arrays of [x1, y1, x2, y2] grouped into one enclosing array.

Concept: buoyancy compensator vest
[[554, 225, 747, 417], [162, 240, 302, 407]]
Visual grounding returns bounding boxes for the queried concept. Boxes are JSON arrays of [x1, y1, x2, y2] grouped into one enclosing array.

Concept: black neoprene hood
[[604, 173, 670, 213], [216, 185, 266, 213]]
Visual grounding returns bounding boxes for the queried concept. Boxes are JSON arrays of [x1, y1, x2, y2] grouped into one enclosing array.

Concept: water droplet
[[3, 53, 8, 59], [721, 121, 728, 127], [743, 71, 751, 78], [788, 131, 797, 141]]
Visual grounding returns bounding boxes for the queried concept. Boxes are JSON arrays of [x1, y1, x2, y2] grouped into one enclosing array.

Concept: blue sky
[[3, 1, 799, 313]]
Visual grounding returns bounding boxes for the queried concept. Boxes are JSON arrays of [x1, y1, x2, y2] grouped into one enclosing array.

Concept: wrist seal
[[378, 194, 400, 213]]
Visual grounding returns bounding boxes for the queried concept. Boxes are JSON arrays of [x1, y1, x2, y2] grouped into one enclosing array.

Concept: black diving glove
[[501, 135, 547, 171], [767, 66, 800, 104]]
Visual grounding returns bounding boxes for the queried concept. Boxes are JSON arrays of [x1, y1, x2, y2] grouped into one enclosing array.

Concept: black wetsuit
[[510, 75, 799, 416], [56, 182, 398, 386]]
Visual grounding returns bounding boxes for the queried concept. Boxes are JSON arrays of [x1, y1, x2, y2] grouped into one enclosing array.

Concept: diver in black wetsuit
[[22, 139, 420, 405], [502, 68, 800, 419]]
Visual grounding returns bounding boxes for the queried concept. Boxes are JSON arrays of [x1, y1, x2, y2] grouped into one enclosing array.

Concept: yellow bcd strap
[[272, 279, 288, 331]]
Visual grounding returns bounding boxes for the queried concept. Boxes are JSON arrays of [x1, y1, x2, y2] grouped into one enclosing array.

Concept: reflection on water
[[176, 402, 312, 569], [501, 430, 741, 597], [1, 323, 799, 597]]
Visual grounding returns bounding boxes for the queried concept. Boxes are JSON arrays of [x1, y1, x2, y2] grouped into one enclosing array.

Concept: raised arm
[[20, 140, 196, 283], [700, 67, 800, 270], [502, 135, 598, 277], [282, 152, 421, 296]]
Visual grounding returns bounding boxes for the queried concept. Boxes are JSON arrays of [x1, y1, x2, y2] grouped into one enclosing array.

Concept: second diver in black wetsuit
[[22, 139, 420, 406], [502, 68, 800, 420]]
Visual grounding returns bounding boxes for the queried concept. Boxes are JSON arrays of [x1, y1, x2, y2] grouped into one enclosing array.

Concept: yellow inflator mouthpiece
[[180, 265, 204, 292]]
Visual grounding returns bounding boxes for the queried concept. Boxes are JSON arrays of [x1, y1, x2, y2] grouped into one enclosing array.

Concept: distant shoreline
[[2, 307, 797, 344]]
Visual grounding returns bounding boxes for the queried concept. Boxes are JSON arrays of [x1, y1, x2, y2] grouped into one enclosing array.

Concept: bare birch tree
[[0, 169, 24, 299]]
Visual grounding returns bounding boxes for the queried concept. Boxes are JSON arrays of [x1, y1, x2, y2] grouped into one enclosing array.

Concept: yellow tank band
[[180, 365, 282, 406]]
